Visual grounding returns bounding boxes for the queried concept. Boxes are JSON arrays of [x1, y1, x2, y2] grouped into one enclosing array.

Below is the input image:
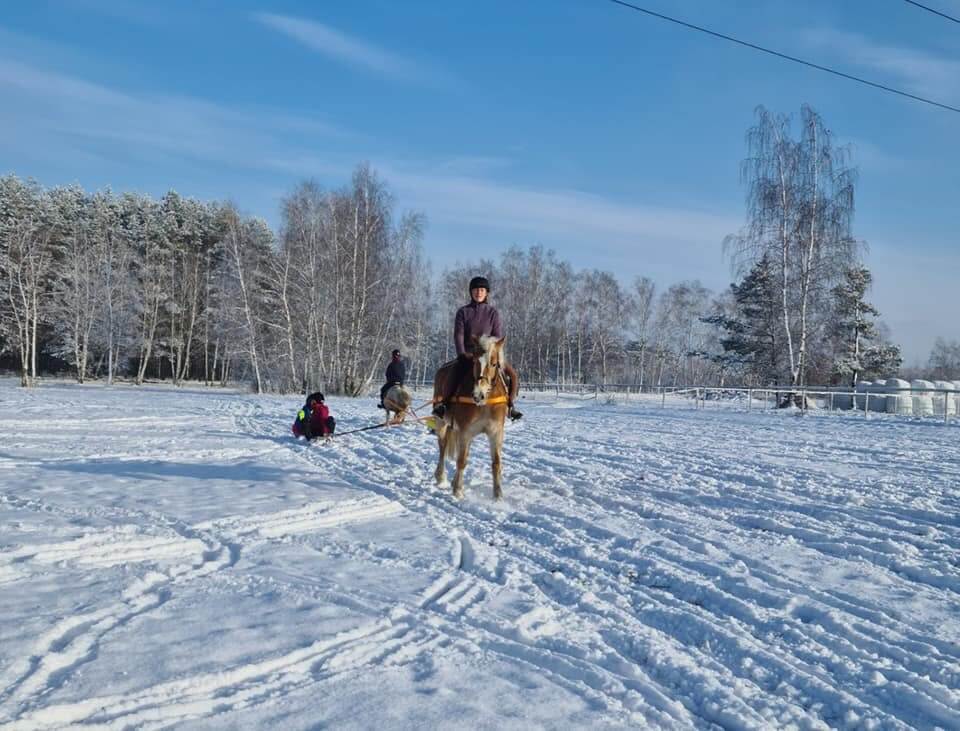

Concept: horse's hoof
[[453, 490, 464, 500]]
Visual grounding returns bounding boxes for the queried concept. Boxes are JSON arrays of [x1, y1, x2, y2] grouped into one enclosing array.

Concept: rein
[[326, 397, 435, 440]]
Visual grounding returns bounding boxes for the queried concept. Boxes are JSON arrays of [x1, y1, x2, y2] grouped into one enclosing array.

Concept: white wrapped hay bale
[[885, 379, 913, 415], [855, 381, 872, 410], [868, 382, 887, 412], [911, 379, 935, 417], [934, 380, 958, 416]]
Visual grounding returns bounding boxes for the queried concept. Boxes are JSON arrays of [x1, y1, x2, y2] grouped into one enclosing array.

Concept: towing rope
[[325, 398, 435, 439], [324, 394, 506, 441]]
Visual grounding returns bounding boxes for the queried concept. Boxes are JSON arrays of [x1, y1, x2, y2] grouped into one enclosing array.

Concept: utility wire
[[604, 0, 960, 114], [903, 0, 960, 25]]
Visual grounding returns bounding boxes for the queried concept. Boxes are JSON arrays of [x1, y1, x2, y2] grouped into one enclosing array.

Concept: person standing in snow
[[432, 276, 522, 420]]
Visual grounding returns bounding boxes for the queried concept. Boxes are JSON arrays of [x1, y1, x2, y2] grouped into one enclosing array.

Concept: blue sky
[[1, 0, 957, 363]]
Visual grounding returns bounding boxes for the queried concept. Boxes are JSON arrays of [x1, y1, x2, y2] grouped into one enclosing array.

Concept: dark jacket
[[454, 301, 503, 356], [386, 358, 406, 385]]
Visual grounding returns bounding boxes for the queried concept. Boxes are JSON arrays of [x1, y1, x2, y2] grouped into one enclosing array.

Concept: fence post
[[661, 388, 666, 409], [864, 391, 870, 419], [829, 391, 834, 411], [747, 389, 752, 411]]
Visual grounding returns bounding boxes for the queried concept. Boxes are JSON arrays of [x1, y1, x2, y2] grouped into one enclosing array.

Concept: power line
[[903, 0, 960, 25], [604, 0, 960, 114]]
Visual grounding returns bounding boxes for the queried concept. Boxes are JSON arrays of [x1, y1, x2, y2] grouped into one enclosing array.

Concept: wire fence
[[407, 380, 960, 424]]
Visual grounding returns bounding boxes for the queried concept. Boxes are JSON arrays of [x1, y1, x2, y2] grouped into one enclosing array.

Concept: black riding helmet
[[469, 276, 490, 292]]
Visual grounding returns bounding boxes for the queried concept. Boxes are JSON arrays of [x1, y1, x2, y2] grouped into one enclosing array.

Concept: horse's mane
[[476, 335, 500, 356]]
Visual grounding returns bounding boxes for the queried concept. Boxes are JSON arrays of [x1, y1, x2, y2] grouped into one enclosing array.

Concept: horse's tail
[[437, 420, 457, 459]]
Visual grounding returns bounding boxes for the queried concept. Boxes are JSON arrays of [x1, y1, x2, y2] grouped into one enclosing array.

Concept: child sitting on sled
[[292, 391, 336, 440]]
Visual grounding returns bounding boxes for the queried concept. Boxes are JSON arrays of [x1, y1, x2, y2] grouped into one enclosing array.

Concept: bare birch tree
[[0, 176, 54, 386], [726, 105, 859, 392]]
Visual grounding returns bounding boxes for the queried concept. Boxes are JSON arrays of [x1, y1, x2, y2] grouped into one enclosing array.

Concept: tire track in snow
[[282, 403, 960, 729], [0, 485, 406, 723], [518, 419, 960, 727], [6, 615, 445, 730], [283, 426, 738, 726], [197, 495, 404, 541]]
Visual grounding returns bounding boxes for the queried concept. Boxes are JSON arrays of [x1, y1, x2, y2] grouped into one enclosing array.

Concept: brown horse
[[382, 384, 413, 425], [432, 335, 509, 500]]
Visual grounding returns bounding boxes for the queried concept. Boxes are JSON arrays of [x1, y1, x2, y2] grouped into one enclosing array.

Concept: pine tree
[[704, 255, 781, 385], [830, 266, 900, 385]]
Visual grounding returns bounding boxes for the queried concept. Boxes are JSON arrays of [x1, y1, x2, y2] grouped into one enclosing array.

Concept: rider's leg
[[502, 363, 523, 420], [433, 357, 470, 417]]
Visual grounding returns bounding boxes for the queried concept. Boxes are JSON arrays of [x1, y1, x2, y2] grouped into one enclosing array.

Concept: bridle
[[472, 341, 504, 402]]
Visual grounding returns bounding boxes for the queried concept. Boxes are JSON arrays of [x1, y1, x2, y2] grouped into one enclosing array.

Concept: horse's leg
[[488, 424, 504, 500], [434, 427, 449, 486], [452, 437, 471, 499]]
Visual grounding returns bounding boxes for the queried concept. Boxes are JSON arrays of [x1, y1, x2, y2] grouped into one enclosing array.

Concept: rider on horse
[[432, 276, 523, 421]]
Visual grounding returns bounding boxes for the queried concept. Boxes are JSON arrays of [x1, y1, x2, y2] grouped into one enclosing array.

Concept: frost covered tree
[[90, 189, 135, 384], [829, 266, 900, 385], [578, 270, 628, 386], [0, 176, 54, 386], [926, 338, 960, 380], [222, 206, 275, 394], [326, 165, 423, 395], [626, 276, 656, 387], [47, 185, 98, 382], [649, 281, 713, 387], [726, 105, 859, 390], [703, 255, 781, 385]]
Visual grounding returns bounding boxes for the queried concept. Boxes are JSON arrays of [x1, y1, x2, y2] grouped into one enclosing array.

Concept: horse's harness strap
[[450, 395, 509, 405]]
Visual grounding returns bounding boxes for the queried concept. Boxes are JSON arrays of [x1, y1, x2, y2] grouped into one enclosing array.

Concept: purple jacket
[[454, 301, 503, 356]]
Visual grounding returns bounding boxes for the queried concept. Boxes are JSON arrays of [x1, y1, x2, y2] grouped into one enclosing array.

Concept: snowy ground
[[1, 380, 959, 730]]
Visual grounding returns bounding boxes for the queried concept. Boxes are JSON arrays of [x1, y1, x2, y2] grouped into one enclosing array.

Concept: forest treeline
[[3, 106, 948, 394]]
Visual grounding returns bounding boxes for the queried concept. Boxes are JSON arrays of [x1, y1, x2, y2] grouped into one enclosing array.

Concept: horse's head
[[471, 335, 505, 404]]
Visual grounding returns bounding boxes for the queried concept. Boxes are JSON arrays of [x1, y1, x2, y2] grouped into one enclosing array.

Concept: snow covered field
[[1, 380, 959, 730]]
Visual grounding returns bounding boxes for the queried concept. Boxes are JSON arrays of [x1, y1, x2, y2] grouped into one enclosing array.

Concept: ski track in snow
[[1, 385, 959, 728]]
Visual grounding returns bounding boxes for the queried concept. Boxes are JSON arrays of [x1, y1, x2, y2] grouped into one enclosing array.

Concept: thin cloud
[[56, 0, 172, 26], [264, 152, 740, 266], [253, 12, 453, 86], [0, 58, 129, 105], [841, 136, 906, 173], [802, 28, 960, 104], [0, 59, 345, 170], [388, 170, 740, 246], [867, 238, 959, 363]]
